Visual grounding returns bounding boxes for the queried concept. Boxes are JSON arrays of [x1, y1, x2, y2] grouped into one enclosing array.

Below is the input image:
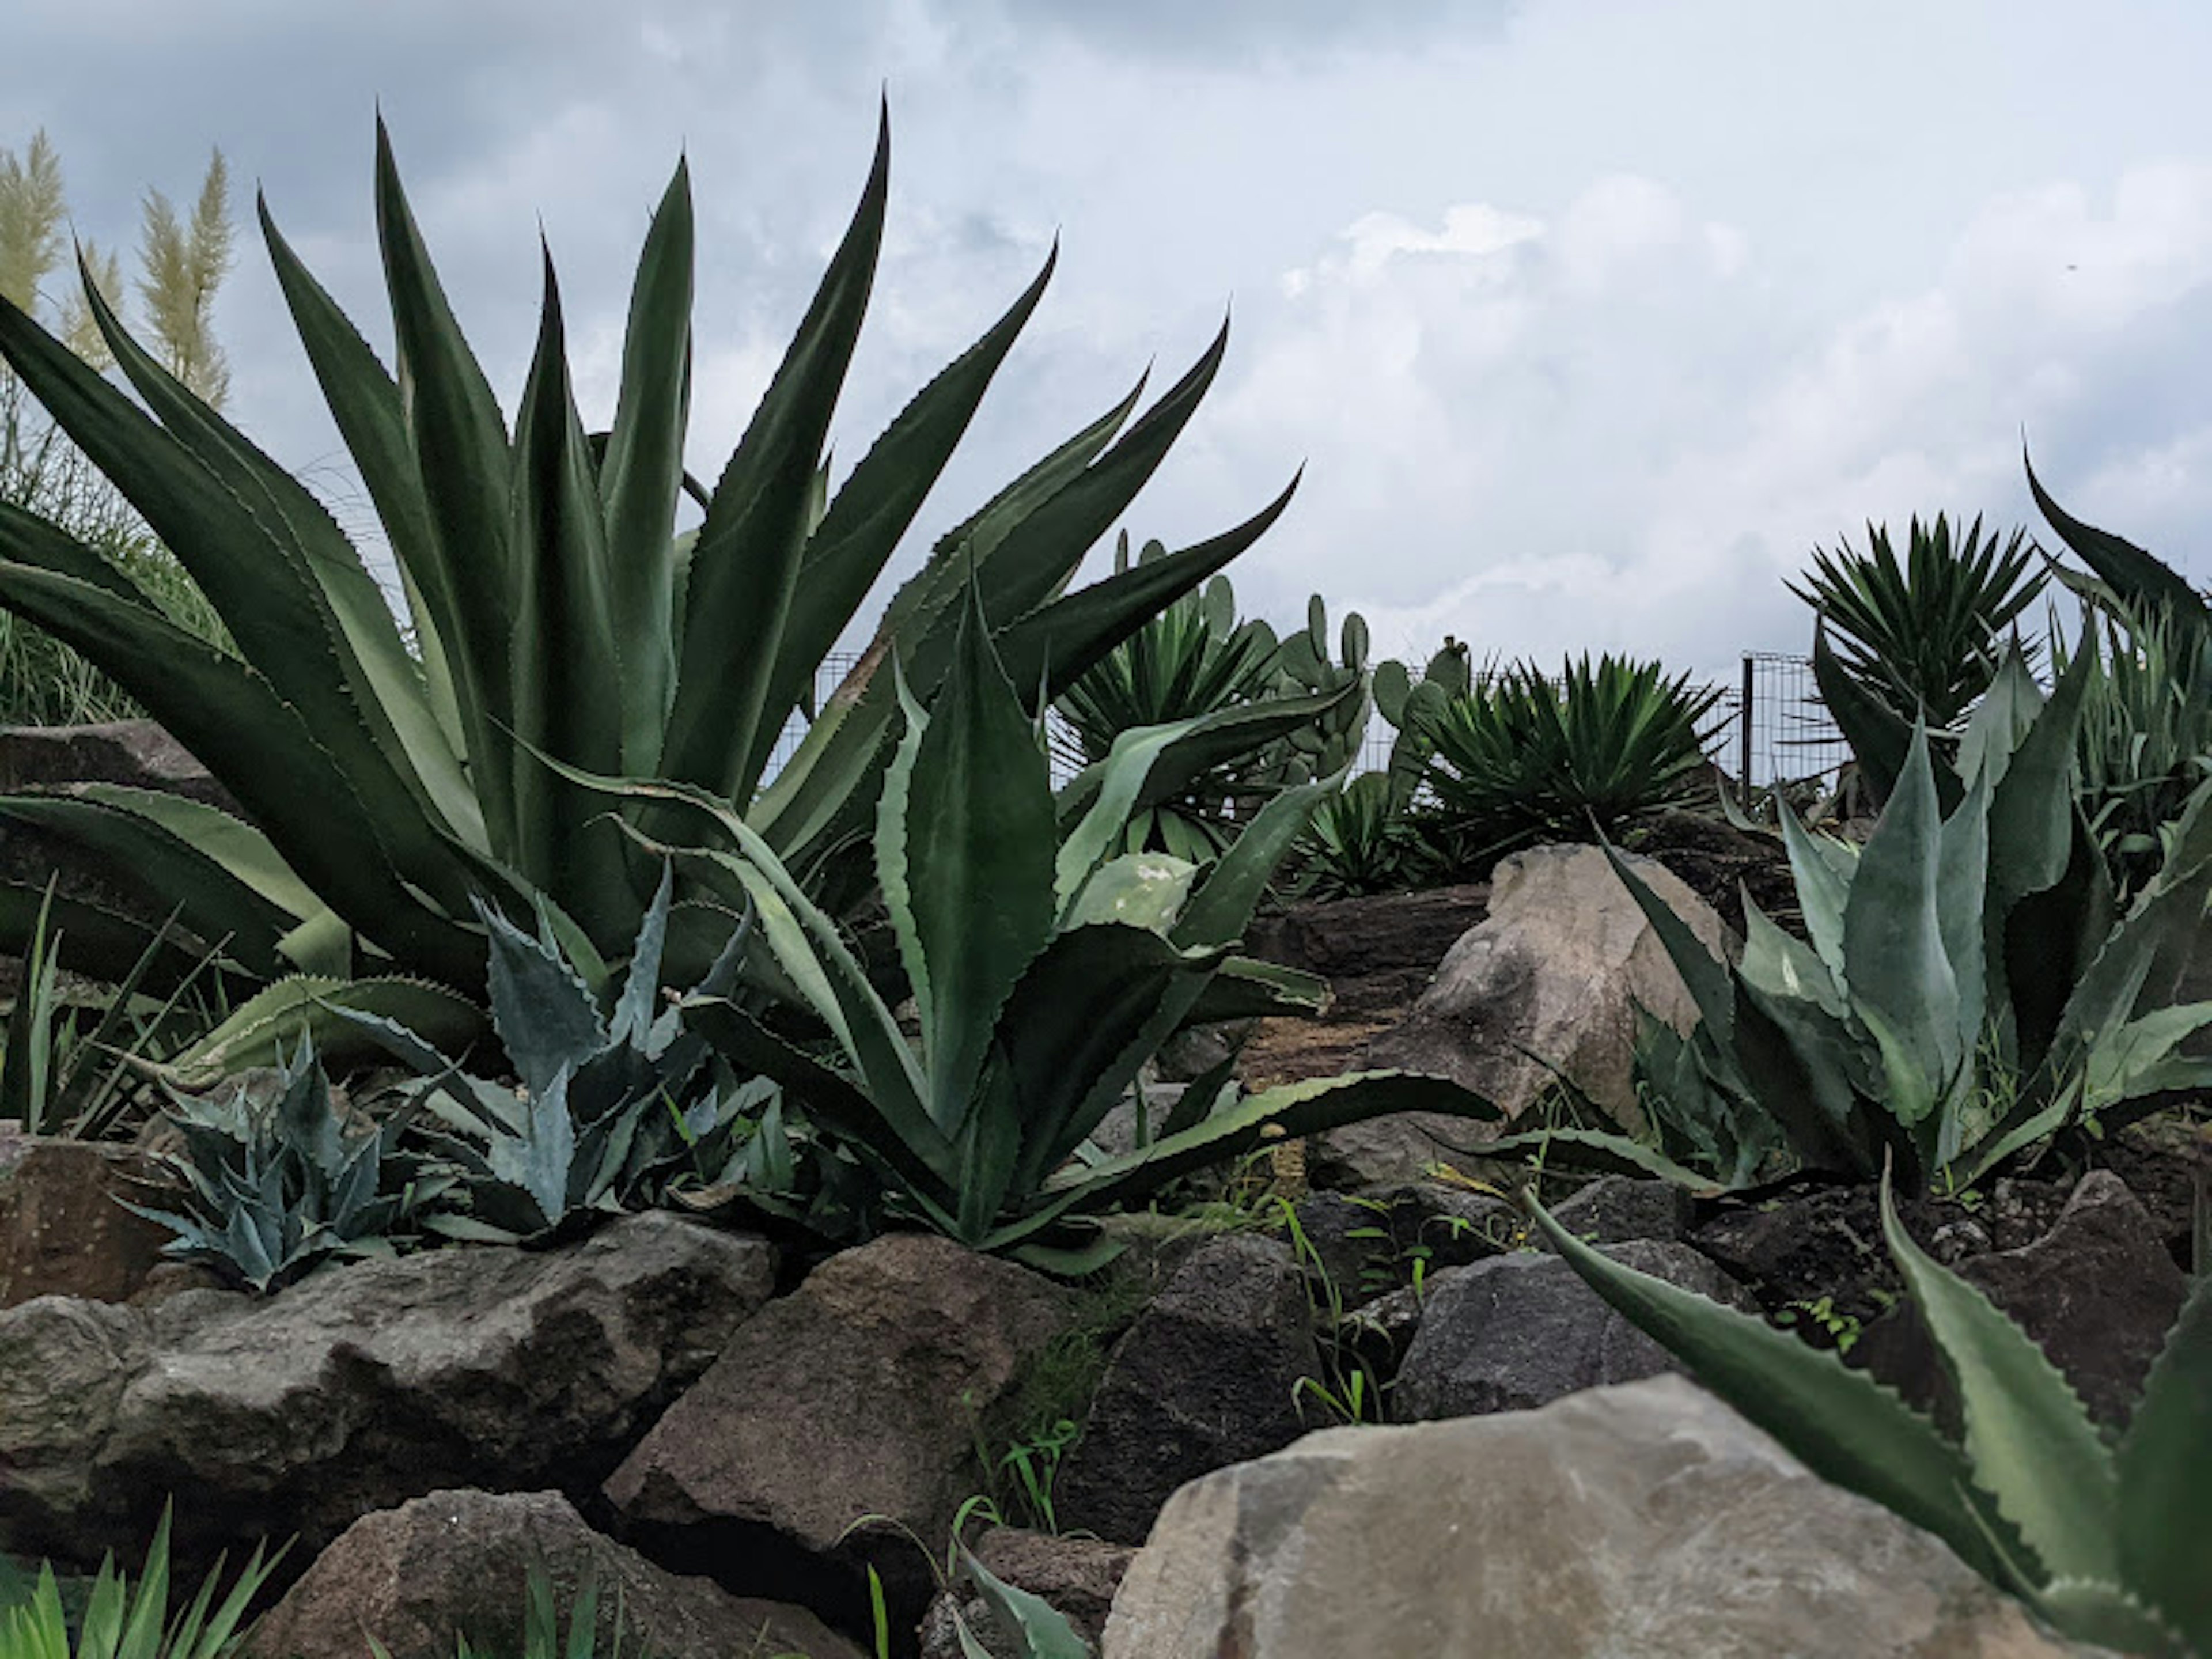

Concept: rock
[[1101, 1375, 2101, 1658], [1056, 1235, 1324, 1547], [604, 1234, 1073, 1636], [1243, 882, 1491, 989], [0, 1211, 771, 1569], [0, 1132, 179, 1308], [1327, 844, 1734, 1183], [1393, 1240, 1757, 1420], [1691, 1183, 1931, 1322], [916, 1528, 1131, 1659], [0, 721, 232, 810], [1857, 1172, 2190, 1430], [1276, 1182, 1510, 1312], [1536, 1173, 1693, 1248], [245, 1488, 861, 1659]]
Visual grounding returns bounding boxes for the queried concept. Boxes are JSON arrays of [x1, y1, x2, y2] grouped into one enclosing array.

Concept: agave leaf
[[597, 159, 694, 774], [1842, 727, 1963, 1100], [173, 974, 486, 1085], [1478, 1125, 1733, 1193], [661, 109, 886, 801], [1772, 804, 1854, 989], [506, 247, 629, 935], [376, 115, 521, 851], [898, 584, 1058, 1128], [2114, 1267, 2212, 1651], [957, 1544, 1092, 1659], [1597, 840, 1737, 1048], [1169, 770, 1335, 952], [2027, 450, 2212, 626], [1954, 643, 2046, 796], [745, 243, 1060, 798], [0, 562, 485, 989], [69, 784, 323, 921], [1813, 620, 1916, 806], [608, 863, 675, 1051], [479, 897, 607, 1100], [1934, 764, 1993, 1064], [1179, 954, 1330, 1024], [1527, 1190, 2003, 1582], [1062, 854, 1198, 933], [0, 796, 294, 975], [1878, 1177, 2119, 1588], [2058, 778, 2212, 1060], [1055, 715, 1214, 911]]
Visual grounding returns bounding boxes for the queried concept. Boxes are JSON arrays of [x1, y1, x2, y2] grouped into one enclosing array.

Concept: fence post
[[1738, 653, 1755, 802]]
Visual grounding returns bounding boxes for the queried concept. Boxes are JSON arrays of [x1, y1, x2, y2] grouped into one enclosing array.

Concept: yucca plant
[[1796, 514, 2046, 764], [582, 585, 1499, 1267], [1531, 1175, 2212, 1657], [0, 1506, 279, 1659], [1536, 645, 2212, 1194], [1282, 771, 1432, 900], [0, 112, 1293, 1058], [1052, 541, 1369, 861], [1403, 652, 1724, 877]]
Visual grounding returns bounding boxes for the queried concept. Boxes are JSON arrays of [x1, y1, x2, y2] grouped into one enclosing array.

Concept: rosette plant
[[0, 111, 1293, 1058], [580, 585, 1500, 1267]]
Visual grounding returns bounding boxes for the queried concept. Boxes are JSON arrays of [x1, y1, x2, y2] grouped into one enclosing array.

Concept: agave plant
[[581, 585, 1499, 1267], [347, 868, 767, 1243], [1533, 645, 2212, 1194], [1796, 513, 2046, 754], [1052, 541, 1369, 861], [1282, 771, 1433, 900], [125, 1029, 441, 1292], [0, 112, 1292, 1052], [0, 1508, 279, 1659], [1400, 652, 1724, 877], [1531, 1176, 2212, 1658]]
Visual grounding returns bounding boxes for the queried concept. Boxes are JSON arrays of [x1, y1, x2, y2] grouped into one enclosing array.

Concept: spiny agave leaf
[[1878, 1176, 2118, 1589], [259, 195, 465, 752], [598, 158, 694, 774], [0, 562, 486, 988], [743, 241, 1060, 799], [661, 107, 887, 802], [2114, 1267, 2212, 1652], [69, 784, 324, 922], [173, 974, 486, 1085], [1474, 1126, 1732, 1193], [1813, 620, 1915, 806], [2026, 449, 2212, 627], [1169, 769, 1334, 952], [1070, 1071, 1502, 1212], [957, 1544, 1092, 1659], [506, 245, 630, 938], [376, 115, 521, 852], [478, 896, 607, 1100], [901, 584, 1059, 1124], [0, 497, 153, 611], [1054, 715, 1202, 912], [1062, 854, 1198, 933], [76, 249, 483, 854], [1954, 642, 2045, 794], [2060, 777, 2212, 1060], [1596, 840, 1738, 1047], [2031, 1580, 2191, 1659], [0, 795, 294, 976], [608, 862, 675, 1051], [1178, 954, 1329, 1025], [1934, 764, 1993, 1065], [483, 1067, 579, 1232], [1842, 726, 1963, 1108], [1527, 1191, 2003, 1582]]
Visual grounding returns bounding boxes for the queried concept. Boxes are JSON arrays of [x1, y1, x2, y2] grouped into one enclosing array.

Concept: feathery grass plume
[[0, 131, 66, 313], [135, 150, 233, 407]]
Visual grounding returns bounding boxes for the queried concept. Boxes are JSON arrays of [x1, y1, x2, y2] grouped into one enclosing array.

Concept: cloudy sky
[[5, 0, 2211, 683]]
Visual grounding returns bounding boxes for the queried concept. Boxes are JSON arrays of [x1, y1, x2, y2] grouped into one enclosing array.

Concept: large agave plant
[[576, 585, 1499, 1267], [0, 112, 1291, 1052], [1538, 644, 2212, 1193], [1531, 1176, 2212, 1658]]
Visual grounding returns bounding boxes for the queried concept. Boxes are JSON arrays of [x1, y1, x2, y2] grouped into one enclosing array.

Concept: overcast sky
[[5, 0, 2211, 682]]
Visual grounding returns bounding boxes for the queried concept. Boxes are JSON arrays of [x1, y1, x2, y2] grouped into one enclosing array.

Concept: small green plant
[[1272, 1195, 1388, 1426], [0, 1505, 281, 1659], [365, 1565, 649, 1659], [1772, 1295, 1862, 1355], [1531, 1174, 2212, 1657]]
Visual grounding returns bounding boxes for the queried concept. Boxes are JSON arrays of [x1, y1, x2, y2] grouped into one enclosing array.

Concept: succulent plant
[[582, 584, 1499, 1267], [0, 112, 1291, 1063], [0, 1505, 281, 1659], [1531, 1175, 2212, 1657]]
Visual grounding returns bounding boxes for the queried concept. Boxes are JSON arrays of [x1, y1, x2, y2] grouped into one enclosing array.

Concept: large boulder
[[604, 1233, 1073, 1638], [1392, 1239, 1757, 1421], [0, 1132, 177, 1308], [1055, 1234, 1324, 1547], [1101, 1375, 2103, 1658], [0, 721, 230, 809], [245, 1488, 862, 1659], [0, 1211, 772, 1569], [1323, 843, 1733, 1184]]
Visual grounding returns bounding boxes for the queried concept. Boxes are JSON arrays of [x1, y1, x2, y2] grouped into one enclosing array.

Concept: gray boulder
[[245, 1488, 861, 1659], [1102, 1375, 2104, 1658], [1393, 1239, 1755, 1420], [0, 1211, 772, 1567], [604, 1233, 1073, 1635], [917, 1528, 1132, 1659], [1, 1132, 179, 1308], [1056, 1234, 1323, 1546], [1327, 843, 1734, 1184]]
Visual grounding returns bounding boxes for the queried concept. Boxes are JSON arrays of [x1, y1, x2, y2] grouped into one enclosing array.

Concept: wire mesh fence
[[774, 650, 1851, 793]]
